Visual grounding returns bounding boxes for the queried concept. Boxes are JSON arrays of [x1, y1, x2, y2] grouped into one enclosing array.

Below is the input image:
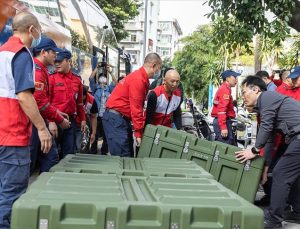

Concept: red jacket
[[106, 67, 149, 138], [151, 85, 181, 127], [49, 71, 85, 122], [33, 58, 64, 124], [292, 87, 300, 101], [276, 82, 294, 97], [0, 36, 32, 146], [211, 82, 235, 130], [76, 92, 95, 125]]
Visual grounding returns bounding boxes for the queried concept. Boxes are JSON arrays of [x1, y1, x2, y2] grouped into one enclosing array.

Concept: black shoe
[[255, 195, 270, 206], [283, 210, 300, 223], [264, 210, 282, 228], [264, 219, 282, 228]]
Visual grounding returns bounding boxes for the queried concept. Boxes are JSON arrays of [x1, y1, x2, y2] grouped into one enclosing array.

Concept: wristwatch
[[251, 147, 260, 155]]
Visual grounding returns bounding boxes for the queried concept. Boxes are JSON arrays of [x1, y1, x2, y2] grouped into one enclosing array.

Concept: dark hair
[[118, 76, 125, 82], [233, 100, 238, 107], [32, 50, 41, 57], [241, 75, 267, 91], [83, 85, 89, 96], [256, 70, 270, 79]]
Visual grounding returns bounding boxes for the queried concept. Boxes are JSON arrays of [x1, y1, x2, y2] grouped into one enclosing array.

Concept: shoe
[[264, 210, 282, 228], [255, 195, 270, 206], [283, 210, 300, 223], [264, 219, 282, 228]]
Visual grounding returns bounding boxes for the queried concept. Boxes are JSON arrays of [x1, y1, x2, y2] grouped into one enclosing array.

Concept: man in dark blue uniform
[[236, 74, 300, 228]]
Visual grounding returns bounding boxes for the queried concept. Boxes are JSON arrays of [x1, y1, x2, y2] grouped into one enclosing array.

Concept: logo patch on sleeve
[[35, 82, 44, 91], [223, 94, 230, 99]]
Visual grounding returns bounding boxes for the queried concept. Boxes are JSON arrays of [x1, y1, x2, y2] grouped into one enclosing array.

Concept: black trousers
[[262, 141, 286, 197], [90, 117, 108, 154], [269, 138, 300, 222], [212, 118, 235, 145]]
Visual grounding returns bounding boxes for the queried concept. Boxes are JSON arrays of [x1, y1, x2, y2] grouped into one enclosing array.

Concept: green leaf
[[95, 0, 140, 41]]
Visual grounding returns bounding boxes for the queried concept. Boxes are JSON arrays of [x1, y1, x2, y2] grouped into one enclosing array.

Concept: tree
[[95, 0, 140, 42], [71, 0, 93, 52], [172, 25, 224, 105], [162, 57, 172, 69], [278, 34, 300, 68], [70, 29, 89, 52], [207, 0, 299, 51]]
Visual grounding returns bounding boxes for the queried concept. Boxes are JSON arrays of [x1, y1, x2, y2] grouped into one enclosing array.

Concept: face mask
[[30, 27, 41, 48], [153, 70, 161, 80], [99, 76, 107, 84]]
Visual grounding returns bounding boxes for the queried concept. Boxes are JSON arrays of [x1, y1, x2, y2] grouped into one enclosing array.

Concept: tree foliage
[[95, 0, 140, 42], [70, 29, 90, 52], [172, 25, 224, 104], [162, 57, 172, 69], [207, 0, 299, 52], [278, 34, 300, 68]]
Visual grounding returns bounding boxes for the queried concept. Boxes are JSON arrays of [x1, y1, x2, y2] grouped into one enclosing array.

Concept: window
[[157, 47, 170, 56], [158, 22, 171, 32], [131, 34, 137, 42], [131, 54, 137, 64], [160, 35, 172, 43], [20, 1, 30, 7], [162, 48, 170, 56], [128, 51, 138, 64], [33, 6, 59, 17]]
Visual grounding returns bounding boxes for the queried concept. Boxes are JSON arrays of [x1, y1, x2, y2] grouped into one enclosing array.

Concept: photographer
[[89, 63, 117, 154]]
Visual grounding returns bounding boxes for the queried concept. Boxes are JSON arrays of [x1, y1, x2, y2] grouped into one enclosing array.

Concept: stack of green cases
[[11, 172, 263, 229], [50, 154, 214, 179], [138, 125, 264, 203], [209, 141, 264, 203], [138, 125, 188, 159]]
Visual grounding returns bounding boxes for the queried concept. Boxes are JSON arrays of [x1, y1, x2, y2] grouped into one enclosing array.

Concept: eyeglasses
[[241, 85, 260, 96]]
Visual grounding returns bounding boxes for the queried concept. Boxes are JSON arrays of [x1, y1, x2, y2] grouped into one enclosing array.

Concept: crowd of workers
[[0, 12, 184, 229], [1, 11, 300, 229]]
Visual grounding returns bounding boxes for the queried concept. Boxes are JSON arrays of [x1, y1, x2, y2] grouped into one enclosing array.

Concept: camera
[[96, 61, 107, 79]]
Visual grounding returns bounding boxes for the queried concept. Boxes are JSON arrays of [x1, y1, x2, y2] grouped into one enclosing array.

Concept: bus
[[0, 0, 131, 84]]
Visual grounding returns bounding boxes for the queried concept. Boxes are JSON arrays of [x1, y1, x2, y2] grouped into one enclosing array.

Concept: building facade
[[19, 0, 119, 83], [120, 0, 160, 71], [156, 19, 182, 61]]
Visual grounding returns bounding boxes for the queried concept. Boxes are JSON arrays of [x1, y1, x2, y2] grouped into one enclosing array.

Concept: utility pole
[[56, 0, 65, 28], [142, 0, 149, 61]]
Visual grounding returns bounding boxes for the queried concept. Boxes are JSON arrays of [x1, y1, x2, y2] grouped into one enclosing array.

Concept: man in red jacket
[[145, 68, 182, 129], [0, 12, 52, 229], [49, 49, 86, 157], [102, 53, 162, 157], [211, 70, 240, 145], [30, 36, 71, 173]]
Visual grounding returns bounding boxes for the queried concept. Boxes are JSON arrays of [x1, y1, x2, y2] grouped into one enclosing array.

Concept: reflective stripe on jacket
[[0, 37, 33, 146], [151, 85, 181, 127], [211, 82, 235, 130]]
